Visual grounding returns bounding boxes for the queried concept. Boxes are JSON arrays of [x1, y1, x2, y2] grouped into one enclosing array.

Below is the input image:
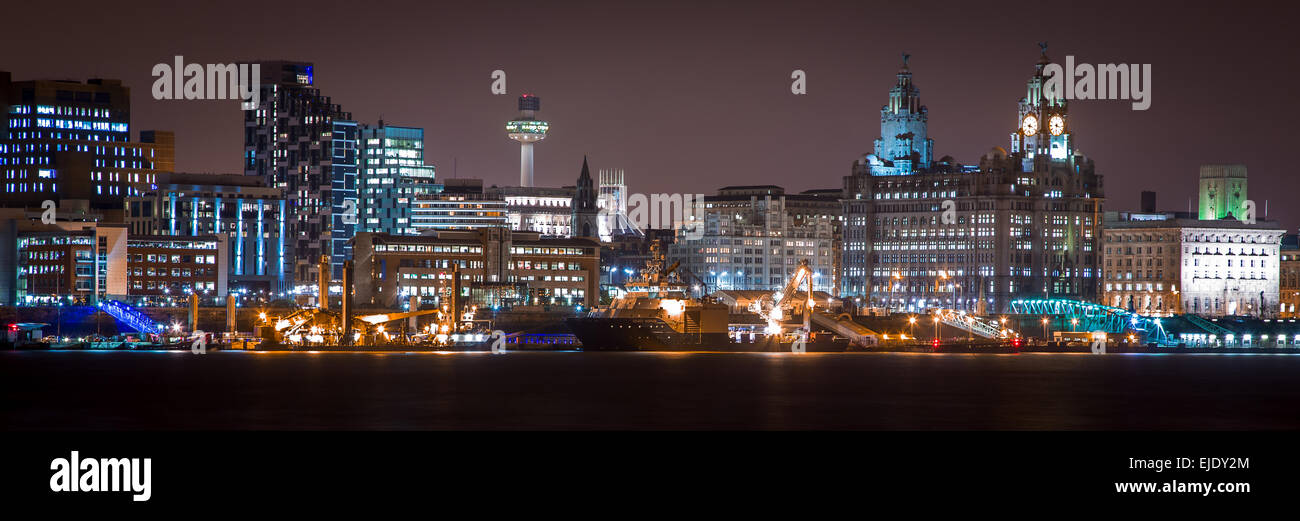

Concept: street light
[[1070, 318, 1079, 332], [1041, 317, 1049, 340], [908, 315, 916, 340]]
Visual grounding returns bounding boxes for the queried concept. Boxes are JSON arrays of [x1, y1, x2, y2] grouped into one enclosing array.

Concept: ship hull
[[565, 317, 848, 352]]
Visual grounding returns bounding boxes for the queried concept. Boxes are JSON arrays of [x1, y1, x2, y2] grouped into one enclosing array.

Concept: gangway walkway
[[100, 300, 165, 336], [936, 310, 1006, 339], [810, 312, 878, 348], [1185, 314, 1233, 337]]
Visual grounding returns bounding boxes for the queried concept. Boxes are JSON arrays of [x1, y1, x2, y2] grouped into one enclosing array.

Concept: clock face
[[1049, 115, 1065, 136], [1021, 114, 1038, 136]]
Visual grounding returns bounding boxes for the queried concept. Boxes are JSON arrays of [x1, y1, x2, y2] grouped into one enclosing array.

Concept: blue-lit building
[[861, 55, 933, 177], [125, 173, 285, 296], [0, 71, 174, 209], [330, 120, 358, 279]]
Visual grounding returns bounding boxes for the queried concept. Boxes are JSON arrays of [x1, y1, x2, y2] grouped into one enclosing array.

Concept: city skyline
[[8, 3, 1300, 508], [3, 1, 1297, 223]]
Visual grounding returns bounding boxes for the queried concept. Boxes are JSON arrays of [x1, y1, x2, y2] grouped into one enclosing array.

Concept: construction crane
[[762, 260, 878, 348]]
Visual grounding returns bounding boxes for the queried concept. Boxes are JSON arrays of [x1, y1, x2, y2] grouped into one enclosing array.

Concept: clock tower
[[1011, 43, 1075, 171]]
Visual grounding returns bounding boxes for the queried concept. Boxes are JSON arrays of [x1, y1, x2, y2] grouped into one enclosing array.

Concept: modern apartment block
[[242, 61, 352, 289]]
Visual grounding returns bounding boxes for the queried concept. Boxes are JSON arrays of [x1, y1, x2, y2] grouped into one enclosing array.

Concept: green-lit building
[[1198, 164, 1248, 221]]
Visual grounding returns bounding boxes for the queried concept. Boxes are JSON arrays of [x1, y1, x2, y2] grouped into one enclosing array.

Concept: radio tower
[[506, 94, 549, 187]]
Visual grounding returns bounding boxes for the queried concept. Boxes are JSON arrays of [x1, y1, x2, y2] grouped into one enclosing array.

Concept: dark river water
[[3, 350, 1298, 429]]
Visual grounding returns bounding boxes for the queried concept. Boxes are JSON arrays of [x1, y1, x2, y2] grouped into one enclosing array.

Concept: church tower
[[868, 53, 933, 175], [571, 156, 600, 239]]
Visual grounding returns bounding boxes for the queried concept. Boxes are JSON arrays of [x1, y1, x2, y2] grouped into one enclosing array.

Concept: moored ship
[[566, 242, 732, 350], [566, 244, 866, 351]]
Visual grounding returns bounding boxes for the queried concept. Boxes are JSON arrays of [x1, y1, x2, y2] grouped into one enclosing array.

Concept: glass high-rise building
[[357, 123, 439, 235]]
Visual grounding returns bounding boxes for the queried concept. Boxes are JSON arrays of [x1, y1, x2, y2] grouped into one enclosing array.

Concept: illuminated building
[[1280, 235, 1300, 318], [859, 54, 933, 176], [484, 158, 621, 239], [124, 235, 228, 305], [16, 224, 127, 304], [1104, 214, 1282, 317], [841, 48, 1103, 313], [357, 122, 439, 235], [596, 167, 639, 241], [0, 71, 174, 209], [505, 94, 548, 187], [1198, 164, 1248, 220], [243, 61, 351, 289], [669, 186, 841, 294], [330, 120, 358, 280], [1104, 181, 1284, 318], [351, 228, 599, 308], [14, 223, 228, 305], [124, 173, 284, 295], [489, 185, 574, 237], [413, 178, 508, 231]]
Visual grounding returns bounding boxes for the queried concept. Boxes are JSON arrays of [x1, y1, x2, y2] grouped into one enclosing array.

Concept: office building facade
[[1103, 215, 1283, 317], [1, 72, 174, 209], [351, 229, 599, 308], [1280, 235, 1300, 318], [414, 178, 508, 231], [357, 123, 439, 235], [124, 173, 285, 294], [669, 185, 841, 295]]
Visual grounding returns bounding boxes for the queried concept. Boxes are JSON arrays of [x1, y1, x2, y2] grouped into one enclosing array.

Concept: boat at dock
[[567, 243, 864, 352]]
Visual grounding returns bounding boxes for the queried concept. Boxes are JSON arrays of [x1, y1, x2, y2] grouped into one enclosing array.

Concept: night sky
[[4, 1, 1297, 225]]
